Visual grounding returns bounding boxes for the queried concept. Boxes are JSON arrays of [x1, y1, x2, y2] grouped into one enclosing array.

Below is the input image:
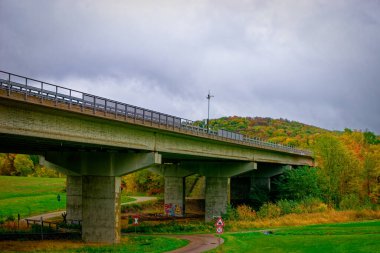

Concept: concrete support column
[[66, 176, 82, 221], [164, 176, 185, 216], [205, 177, 229, 221], [82, 176, 121, 243]]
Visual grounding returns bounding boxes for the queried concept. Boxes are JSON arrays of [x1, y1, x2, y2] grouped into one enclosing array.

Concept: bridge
[[0, 70, 313, 243]]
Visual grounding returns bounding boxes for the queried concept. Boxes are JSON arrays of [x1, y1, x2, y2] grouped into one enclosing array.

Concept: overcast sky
[[1, 0, 379, 133]]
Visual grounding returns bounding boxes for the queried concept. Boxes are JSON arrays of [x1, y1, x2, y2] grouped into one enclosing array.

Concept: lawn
[[209, 220, 380, 253], [0, 235, 188, 253], [0, 176, 137, 220], [0, 176, 67, 219]]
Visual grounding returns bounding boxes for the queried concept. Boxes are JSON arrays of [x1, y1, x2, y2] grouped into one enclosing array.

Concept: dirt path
[[121, 196, 157, 206], [25, 196, 157, 220], [164, 234, 223, 253]]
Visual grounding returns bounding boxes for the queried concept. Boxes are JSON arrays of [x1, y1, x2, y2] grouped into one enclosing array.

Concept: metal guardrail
[[0, 70, 312, 156]]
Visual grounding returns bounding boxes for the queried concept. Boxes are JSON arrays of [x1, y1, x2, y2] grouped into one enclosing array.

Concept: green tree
[[364, 131, 379, 145], [13, 154, 34, 176], [314, 134, 361, 206], [363, 145, 380, 203], [273, 166, 320, 201], [0, 153, 16, 175]]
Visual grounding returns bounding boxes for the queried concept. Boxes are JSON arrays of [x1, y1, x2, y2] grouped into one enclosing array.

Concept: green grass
[[121, 195, 136, 204], [71, 236, 187, 253], [209, 220, 380, 253], [11, 236, 188, 253], [0, 176, 66, 219]]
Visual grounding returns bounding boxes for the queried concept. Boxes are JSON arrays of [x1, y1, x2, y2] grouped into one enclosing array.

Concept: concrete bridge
[[0, 71, 313, 243]]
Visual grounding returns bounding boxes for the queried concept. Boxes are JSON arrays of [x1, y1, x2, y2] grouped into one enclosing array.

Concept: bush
[[277, 199, 297, 215], [30, 224, 55, 233], [339, 194, 361, 210], [5, 215, 15, 222], [236, 204, 257, 221], [13, 154, 34, 176], [272, 166, 321, 201], [222, 204, 237, 221], [294, 197, 328, 213], [257, 203, 281, 219]]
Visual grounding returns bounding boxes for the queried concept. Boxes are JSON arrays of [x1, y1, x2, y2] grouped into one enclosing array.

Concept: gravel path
[[164, 234, 223, 253]]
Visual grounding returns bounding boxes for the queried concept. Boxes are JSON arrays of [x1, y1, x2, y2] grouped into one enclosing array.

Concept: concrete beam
[[150, 164, 194, 177], [39, 156, 80, 176], [0, 100, 313, 166], [180, 161, 257, 177], [43, 152, 161, 176]]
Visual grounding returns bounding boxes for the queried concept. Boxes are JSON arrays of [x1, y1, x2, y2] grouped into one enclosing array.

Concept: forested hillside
[[197, 116, 330, 148], [198, 116, 380, 206]]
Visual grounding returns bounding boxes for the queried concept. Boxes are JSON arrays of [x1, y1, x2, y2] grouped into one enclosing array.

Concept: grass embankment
[[226, 209, 380, 231], [0, 236, 188, 253], [0, 176, 66, 219], [209, 220, 380, 253]]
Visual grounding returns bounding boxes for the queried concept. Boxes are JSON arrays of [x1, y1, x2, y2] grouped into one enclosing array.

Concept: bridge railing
[[0, 70, 312, 156]]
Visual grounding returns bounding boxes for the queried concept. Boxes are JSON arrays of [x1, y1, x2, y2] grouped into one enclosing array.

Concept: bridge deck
[[0, 70, 312, 158]]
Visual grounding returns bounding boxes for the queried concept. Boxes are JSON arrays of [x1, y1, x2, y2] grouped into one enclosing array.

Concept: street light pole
[[206, 90, 214, 132]]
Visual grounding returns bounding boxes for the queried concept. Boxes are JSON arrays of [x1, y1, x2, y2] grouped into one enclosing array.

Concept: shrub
[[30, 224, 55, 233], [257, 203, 281, 219], [294, 197, 328, 213], [272, 166, 320, 201], [13, 154, 34, 176], [236, 204, 257, 221], [339, 194, 361, 210], [222, 204, 237, 221], [5, 215, 15, 222], [277, 199, 297, 215]]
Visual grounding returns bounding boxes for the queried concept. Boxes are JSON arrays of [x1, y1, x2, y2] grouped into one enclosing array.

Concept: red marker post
[[215, 217, 225, 251], [132, 214, 140, 234]]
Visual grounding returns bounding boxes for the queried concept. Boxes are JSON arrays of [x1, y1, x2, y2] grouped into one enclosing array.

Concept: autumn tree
[[363, 142, 380, 203], [314, 134, 361, 206], [13, 154, 34, 176]]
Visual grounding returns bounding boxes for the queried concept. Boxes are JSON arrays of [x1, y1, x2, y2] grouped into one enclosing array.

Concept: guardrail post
[[40, 82, 44, 103], [55, 86, 58, 106]]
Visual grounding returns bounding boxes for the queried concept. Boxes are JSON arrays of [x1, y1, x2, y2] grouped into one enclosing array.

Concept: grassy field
[[0, 235, 188, 253], [0, 176, 139, 220], [0, 176, 67, 219], [209, 220, 380, 253]]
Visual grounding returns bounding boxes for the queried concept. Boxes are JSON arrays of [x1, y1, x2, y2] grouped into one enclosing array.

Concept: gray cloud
[[1, 0, 379, 133]]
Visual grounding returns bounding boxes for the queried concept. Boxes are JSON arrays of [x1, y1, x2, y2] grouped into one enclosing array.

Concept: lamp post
[[206, 90, 214, 132]]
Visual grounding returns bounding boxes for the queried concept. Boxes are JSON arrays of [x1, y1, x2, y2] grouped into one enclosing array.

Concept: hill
[[197, 116, 378, 148]]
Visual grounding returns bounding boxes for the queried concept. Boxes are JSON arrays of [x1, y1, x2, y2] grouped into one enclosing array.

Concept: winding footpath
[[164, 234, 223, 253]]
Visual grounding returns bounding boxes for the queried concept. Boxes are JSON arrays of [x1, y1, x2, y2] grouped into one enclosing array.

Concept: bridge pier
[[205, 177, 229, 221], [164, 177, 186, 216], [42, 151, 161, 243], [82, 176, 121, 243], [151, 164, 193, 216], [66, 176, 82, 221], [180, 161, 257, 221]]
